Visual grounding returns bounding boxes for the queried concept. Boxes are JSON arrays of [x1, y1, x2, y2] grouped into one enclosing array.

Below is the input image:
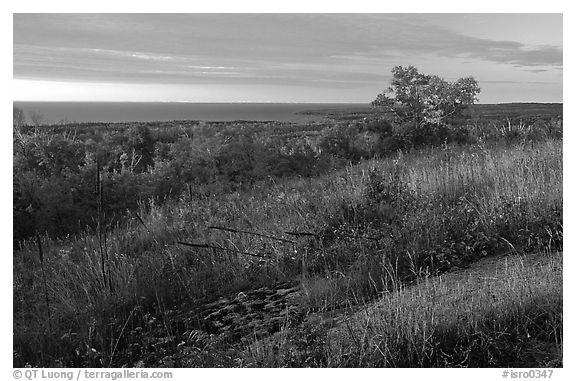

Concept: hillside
[[13, 105, 562, 367]]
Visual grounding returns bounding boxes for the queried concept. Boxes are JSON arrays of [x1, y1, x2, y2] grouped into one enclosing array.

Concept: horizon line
[[13, 100, 371, 104], [13, 100, 564, 105]]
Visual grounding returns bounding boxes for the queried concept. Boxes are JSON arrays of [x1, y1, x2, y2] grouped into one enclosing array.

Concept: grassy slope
[[327, 252, 562, 367]]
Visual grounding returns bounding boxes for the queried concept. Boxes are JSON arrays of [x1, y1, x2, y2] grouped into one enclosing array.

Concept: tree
[[371, 66, 480, 126], [125, 125, 156, 172]]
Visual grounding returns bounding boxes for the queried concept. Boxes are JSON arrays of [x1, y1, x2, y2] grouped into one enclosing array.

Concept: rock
[[195, 283, 303, 343], [235, 292, 247, 301]]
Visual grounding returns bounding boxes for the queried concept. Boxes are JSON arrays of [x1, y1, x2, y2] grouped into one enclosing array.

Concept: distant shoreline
[[13, 102, 372, 124], [13, 101, 562, 125]]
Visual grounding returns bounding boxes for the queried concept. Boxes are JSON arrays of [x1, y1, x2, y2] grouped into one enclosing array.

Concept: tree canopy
[[371, 66, 481, 126]]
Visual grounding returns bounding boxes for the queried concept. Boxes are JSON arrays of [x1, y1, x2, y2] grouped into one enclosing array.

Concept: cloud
[[13, 14, 563, 100], [480, 80, 557, 85], [522, 68, 552, 74], [479, 45, 562, 67], [94, 49, 177, 62], [14, 42, 390, 87], [322, 17, 562, 68]]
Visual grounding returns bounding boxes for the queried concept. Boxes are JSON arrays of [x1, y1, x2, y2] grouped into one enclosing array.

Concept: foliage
[[12, 113, 562, 246], [124, 125, 156, 173], [371, 66, 481, 126], [12, 121, 326, 242]]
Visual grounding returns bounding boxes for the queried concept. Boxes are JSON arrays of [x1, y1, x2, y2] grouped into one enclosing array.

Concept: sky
[[13, 13, 563, 103]]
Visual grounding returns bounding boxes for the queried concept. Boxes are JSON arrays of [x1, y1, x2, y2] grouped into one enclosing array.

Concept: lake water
[[14, 102, 371, 124]]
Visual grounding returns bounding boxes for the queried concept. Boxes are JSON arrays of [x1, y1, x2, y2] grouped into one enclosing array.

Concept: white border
[[3, 2, 571, 380]]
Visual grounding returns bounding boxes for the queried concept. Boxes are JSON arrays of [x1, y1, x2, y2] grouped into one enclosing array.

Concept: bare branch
[[207, 225, 296, 243], [177, 241, 270, 259]]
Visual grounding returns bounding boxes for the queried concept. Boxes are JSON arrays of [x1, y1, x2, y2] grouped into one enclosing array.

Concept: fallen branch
[[285, 231, 318, 237], [176, 241, 270, 259], [208, 225, 296, 244], [285, 231, 381, 241]]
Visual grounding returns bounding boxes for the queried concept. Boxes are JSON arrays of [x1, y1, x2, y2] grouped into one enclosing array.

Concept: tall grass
[[13, 139, 562, 367], [325, 252, 562, 367]]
